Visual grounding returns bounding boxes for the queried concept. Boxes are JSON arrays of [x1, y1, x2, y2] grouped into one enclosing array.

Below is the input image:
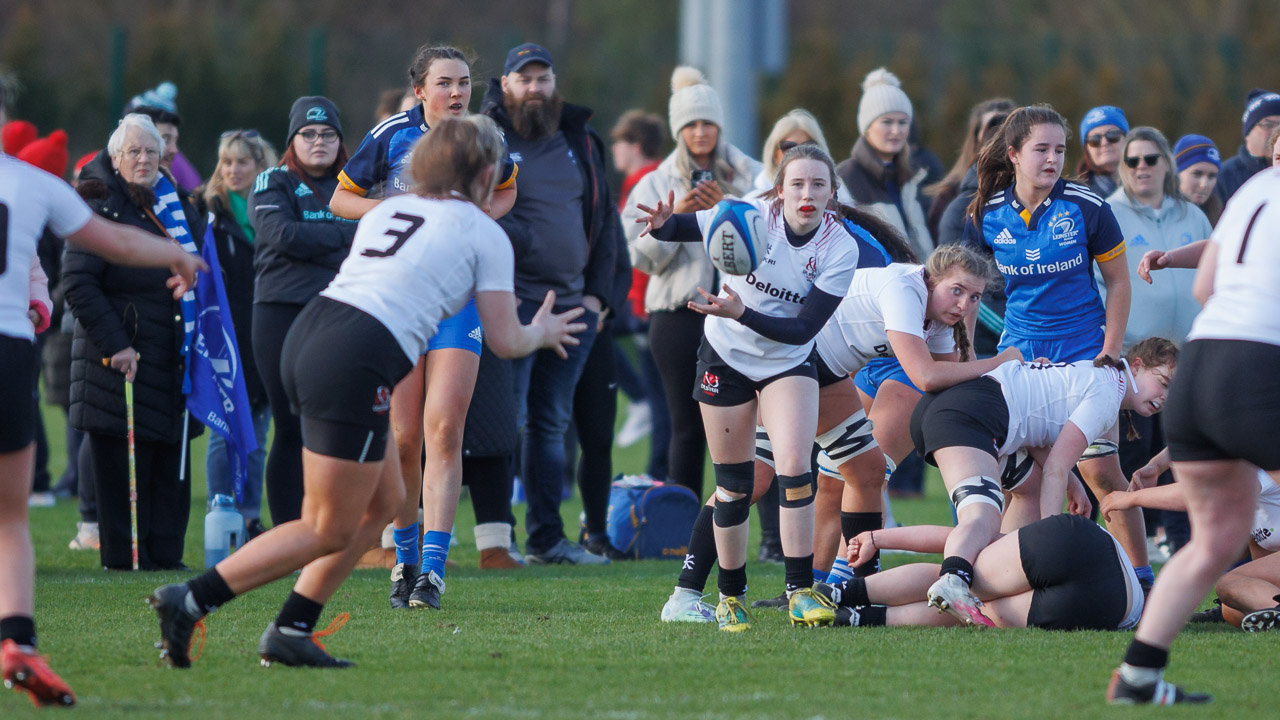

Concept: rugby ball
[[704, 199, 765, 276]]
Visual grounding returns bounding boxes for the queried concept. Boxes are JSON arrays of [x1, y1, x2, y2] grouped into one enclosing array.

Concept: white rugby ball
[[704, 199, 765, 276]]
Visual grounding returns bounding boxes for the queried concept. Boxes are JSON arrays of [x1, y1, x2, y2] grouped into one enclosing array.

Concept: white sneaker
[[927, 574, 994, 628], [660, 588, 715, 623], [68, 522, 99, 551], [615, 401, 652, 447], [28, 492, 56, 508], [1146, 537, 1171, 563]]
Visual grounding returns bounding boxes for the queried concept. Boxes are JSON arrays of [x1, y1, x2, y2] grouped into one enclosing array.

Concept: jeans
[[205, 403, 270, 520], [512, 301, 598, 553]]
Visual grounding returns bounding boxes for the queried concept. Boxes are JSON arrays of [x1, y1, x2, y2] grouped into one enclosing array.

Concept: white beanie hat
[[857, 67, 913, 135], [668, 66, 724, 140]]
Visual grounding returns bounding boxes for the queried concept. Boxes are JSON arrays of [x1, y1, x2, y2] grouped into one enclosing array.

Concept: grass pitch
[[9, 406, 1278, 718]]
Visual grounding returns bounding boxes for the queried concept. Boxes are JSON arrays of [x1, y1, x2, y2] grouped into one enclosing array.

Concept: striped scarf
[[150, 173, 198, 394]]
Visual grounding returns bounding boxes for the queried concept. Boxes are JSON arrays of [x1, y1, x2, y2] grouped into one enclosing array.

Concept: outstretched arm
[[66, 215, 205, 297], [890, 331, 1022, 392]]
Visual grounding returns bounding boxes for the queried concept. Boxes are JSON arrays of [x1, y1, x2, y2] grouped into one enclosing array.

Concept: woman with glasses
[[200, 130, 278, 536], [64, 113, 207, 570], [623, 66, 760, 500], [250, 96, 354, 527], [1074, 105, 1129, 198], [751, 109, 849, 203], [961, 105, 1152, 589]]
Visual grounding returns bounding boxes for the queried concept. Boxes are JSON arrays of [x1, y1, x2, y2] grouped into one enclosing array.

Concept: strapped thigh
[[815, 408, 878, 467], [949, 475, 1004, 513]]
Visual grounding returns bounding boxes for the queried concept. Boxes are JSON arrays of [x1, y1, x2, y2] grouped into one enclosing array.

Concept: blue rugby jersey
[[963, 178, 1124, 339], [338, 104, 517, 199]]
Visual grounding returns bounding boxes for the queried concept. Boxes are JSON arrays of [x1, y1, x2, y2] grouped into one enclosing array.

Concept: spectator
[[124, 83, 201, 192], [609, 110, 669, 477], [200, 130, 278, 537], [1074, 105, 1129, 198], [1215, 88, 1280, 201], [931, 98, 1016, 246], [837, 68, 933, 261], [622, 66, 760, 499], [753, 109, 849, 202], [1172, 134, 1223, 226], [1270, 123, 1280, 166], [65, 113, 206, 570], [481, 43, 619, 565], [250, 96, 355, 525]]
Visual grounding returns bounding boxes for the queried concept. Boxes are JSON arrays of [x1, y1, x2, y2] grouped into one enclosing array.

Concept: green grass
[[12, 402, 1278, 718]]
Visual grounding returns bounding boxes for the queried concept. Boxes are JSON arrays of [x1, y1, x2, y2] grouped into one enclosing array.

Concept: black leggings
[[648, 308, 706, 497], [573, 323, 618, 536], [253, 302, 307, 525], [463, 455, 515, 525]]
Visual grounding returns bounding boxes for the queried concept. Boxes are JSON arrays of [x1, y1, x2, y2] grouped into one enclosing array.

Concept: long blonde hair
[[203, 130, 277, 209], [759, 109, 834, 181]]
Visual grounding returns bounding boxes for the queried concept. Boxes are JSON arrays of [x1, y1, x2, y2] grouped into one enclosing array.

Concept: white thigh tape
[[815, 409, 878, 467]]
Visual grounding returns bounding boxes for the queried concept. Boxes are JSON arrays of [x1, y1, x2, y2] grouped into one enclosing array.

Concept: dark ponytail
[[966, 104, 1070, 229]]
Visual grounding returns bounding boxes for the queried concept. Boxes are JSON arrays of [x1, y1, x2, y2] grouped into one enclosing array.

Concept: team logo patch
[[510, 152, 523, 162], [993, 228, 1015, 245], [1025, 248, 1041, 261], [803, 256, 817, 282], [306, 106, 328, 122], [1051, 211, 1078, 243], [700, 371, 720, 395], [372, 386, 392, 414]]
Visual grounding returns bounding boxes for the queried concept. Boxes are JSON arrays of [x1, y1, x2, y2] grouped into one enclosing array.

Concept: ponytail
[[966, 104, 1070, 228]]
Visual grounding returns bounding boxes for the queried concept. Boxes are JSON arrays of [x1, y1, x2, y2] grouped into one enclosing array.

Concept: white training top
[[1254, 471, 1280, 554], [814, 263, 956, 376], [1188, 168, 1280, 346], [0, 154, 92, 341], [322, 194, 514, 361], [696, 198, 859, 381], [984, 359, 1129, 458]]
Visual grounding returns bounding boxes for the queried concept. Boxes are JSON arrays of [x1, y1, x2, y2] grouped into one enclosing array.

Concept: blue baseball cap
[[504, 43, 553, 74]]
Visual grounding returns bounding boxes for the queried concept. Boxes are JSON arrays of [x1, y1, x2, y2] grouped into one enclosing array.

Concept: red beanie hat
[[18, 129, 69, 178], [74, 150, 97, 176], [2, 119, 37, 155]]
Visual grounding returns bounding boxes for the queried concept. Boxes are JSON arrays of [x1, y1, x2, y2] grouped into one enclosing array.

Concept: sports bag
[[606, 475, 701, 560]]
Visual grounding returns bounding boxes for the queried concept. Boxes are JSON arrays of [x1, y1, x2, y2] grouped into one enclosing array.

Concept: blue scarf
[[151, 173, 198, 394]]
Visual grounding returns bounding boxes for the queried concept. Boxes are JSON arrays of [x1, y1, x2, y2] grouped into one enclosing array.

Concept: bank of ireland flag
[[187, 222, 257, 503]]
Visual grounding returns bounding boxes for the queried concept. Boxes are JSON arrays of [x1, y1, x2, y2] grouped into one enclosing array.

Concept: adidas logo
[[1131, 234, 1149, 246], [295, 183, 313, 198], [994, 228, 1015, 245], [468, 326, 483, 342]]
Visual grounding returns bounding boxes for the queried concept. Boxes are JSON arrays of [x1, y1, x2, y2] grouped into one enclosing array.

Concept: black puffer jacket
[[202, 193, 267, 407], [65, 151, 204, 443]]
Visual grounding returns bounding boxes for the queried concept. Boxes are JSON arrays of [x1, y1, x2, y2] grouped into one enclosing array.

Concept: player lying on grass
[[1103, 450, 1280, 632], [907, 337, 1177, 626], [147, 116, 583, 669], [816, 513, 1143, 630]]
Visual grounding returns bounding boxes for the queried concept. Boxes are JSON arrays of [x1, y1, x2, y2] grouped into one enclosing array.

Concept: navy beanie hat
[[1241, 89, 1280, 137], [1172, 135, 1221, 173], [287, 96, 342, 145], [1079, 105, 1129, 144]]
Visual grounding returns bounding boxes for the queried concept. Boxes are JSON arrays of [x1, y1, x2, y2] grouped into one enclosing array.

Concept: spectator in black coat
[[66, 113, 205, 570], [1215, 88, 1280, 202]]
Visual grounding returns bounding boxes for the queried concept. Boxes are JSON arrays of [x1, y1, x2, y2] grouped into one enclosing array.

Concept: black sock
[[677, 506, 717, 592], [717, 564, 748, 598], [939, 556, 975, 586], [274, 591, 324, 634], [784, 554, 814, 593], [1273, 593, 1280, 606], [840, 511, 883, 577], [0, 615, 36, 648], [838, 577, 871, 608], [187, 569, 236, 615], [1123, 639, 1169, 670], [858, 605, 888, 627]]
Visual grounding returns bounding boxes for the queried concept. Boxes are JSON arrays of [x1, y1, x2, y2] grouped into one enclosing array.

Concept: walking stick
[[106, 354, 140, 570]]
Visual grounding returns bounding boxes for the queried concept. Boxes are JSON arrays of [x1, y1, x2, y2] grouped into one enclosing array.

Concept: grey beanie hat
[[857, 67, 913, 135], [668, 66, 724, 140]]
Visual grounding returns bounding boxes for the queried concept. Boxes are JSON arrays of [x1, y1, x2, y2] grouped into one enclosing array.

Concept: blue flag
[[187, 223, 258, 503]]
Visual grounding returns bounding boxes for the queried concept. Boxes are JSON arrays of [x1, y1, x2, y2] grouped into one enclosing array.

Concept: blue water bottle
[[204, 494, 244, 568]]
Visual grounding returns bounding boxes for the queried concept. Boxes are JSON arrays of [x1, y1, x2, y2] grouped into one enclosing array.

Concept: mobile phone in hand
[[691, 169, 714, 186]]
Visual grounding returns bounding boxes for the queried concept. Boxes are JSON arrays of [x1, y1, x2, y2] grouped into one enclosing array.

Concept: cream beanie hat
[[668, 66, 724, 140], [857, 67, 913, 135]]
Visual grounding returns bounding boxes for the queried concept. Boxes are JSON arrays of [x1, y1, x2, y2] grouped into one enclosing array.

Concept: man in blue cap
[[482, 43, 619, 565], [1216, 88, 1280, 202]]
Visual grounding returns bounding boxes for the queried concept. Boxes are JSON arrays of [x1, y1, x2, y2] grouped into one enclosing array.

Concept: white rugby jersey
[[322, 194, 513, 360], [1254, 471, 1280, 553], [1189, 168, 1280, 346], [0, 154, 92, 340], [696, 198, 858, 381], [984, 359, 1128, 458], [814, 263, 956, 376]]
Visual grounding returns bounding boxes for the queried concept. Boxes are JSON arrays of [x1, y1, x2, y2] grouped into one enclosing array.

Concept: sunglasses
[[1124, 154, 1162, 169], [1086, 129, 1125, 147], [778, 139, 818, 152]]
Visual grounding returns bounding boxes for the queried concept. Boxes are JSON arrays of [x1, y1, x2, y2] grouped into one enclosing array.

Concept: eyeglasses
[[1256, 119, 1280, 133], [778, 139, 817, 153], [1086, 130, 1125, 147], [298, 129, 339, 144], [122, 147, 160, 160], [1124, 154, 1162, 169], [220, 129, 261, 140]]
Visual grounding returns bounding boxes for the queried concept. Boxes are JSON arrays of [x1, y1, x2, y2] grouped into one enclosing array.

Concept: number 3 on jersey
[[361, 212, 424, 258]]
